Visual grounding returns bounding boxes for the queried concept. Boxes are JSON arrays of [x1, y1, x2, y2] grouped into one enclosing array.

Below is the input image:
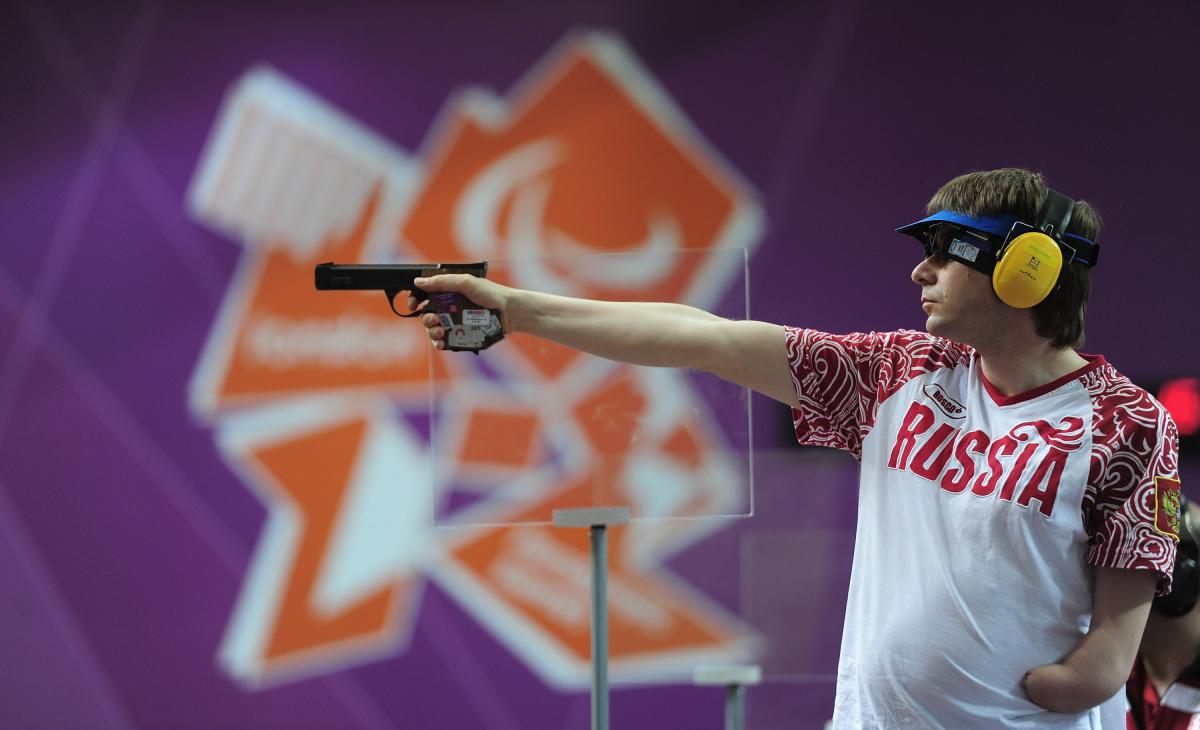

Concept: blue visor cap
[[896, 210, 1100, 267], [896, 210, 1019, 243]]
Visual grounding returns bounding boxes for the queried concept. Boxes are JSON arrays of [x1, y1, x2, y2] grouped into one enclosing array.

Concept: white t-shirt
[[785, 328, 1181, 729]]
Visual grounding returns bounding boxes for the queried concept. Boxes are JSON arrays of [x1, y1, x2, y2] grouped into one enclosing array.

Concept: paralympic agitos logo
[[187, 31, 762, 687]]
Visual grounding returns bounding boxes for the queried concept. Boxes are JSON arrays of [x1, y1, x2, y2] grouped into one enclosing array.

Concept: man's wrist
[[502, 287, 527, 335]]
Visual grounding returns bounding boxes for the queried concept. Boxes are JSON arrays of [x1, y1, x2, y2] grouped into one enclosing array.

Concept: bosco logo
[[922, 383, 966, 419], [401, 31, 762, 378]]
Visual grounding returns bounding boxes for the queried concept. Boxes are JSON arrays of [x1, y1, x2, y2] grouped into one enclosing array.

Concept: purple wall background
[[2, 1, 1197, 728]]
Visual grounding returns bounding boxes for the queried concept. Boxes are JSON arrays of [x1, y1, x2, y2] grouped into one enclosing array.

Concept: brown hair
[[926, 168, 1101, 349]]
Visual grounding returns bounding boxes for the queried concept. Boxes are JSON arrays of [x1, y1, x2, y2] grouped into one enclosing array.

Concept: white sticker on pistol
[[462, 309, 489, 326], [448, 325, 484, 349]]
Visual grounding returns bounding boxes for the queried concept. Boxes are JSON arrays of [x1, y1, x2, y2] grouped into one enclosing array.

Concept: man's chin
[[925, 318, 974, 348], [925, 317, 955, 340]]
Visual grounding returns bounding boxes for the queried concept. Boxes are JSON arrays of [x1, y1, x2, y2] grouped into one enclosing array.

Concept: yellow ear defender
[[991, 230, 1064, 308], [991, 189, 1076, 309]]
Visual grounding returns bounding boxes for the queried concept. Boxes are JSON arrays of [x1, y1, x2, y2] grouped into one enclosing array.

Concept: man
[[411, 168, 1181, 728], [1128, 497, 1200, 729]]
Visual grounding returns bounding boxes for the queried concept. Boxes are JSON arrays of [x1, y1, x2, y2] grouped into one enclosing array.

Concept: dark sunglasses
[[921, 223, 999, 265]]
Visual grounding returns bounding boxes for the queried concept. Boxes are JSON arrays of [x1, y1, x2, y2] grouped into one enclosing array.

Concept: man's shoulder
[[1081, 357, 1173, 424], [786, 327, 973, 359], [1081, 359, 1180, 480], [881, 330, 974, 369]]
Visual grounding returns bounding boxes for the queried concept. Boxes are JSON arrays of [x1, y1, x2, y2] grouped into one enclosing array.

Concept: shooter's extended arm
[[314, 261, 504, 352]]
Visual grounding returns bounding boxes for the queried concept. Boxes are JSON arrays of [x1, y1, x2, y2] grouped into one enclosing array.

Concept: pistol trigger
[[390, 288, 432, 318], [385, 288, 412, 318]]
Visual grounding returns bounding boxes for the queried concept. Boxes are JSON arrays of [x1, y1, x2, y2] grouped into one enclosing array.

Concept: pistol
[[314, 262, 504, 352]]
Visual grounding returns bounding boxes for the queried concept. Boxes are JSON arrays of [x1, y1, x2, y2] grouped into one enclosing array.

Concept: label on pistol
[[462, 309, 489, 325], [448, 325, 485, 350]]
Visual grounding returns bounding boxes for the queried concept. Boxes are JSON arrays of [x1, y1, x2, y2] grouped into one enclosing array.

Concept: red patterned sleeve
[[783, 328, 969, 460], [1084, 368, 1181, 595]]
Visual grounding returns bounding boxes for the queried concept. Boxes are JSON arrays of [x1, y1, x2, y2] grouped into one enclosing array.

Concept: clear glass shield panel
[[524, 447, 855, 720], [738, 448, 857, 729], [427, 247, 752, 527]]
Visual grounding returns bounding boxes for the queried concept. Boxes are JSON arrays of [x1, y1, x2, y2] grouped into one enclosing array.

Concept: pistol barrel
[[314, 262, 488, 290]]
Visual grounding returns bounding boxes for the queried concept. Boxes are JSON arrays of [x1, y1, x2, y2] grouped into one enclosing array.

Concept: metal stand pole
[[590, 524, 609, 730], [553, 506, 630, 730], [694, 665, 760, 730], [724, 683, 745, 730]]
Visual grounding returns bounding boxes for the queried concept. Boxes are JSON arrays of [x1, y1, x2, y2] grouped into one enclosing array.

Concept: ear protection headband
[[896, 189, 1101, 309], [1152, 494, 1200, 617]]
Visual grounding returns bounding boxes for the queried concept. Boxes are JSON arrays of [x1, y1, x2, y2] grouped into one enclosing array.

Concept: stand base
[[693, 665, 762, 686], [552, 506, 630, 527]]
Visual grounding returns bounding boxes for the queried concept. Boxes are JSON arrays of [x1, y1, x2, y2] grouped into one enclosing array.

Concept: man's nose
[[912, 257, 936, 286]]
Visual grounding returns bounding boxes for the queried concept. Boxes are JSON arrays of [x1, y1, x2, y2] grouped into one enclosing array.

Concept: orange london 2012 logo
[[187, 31, 762, 689]]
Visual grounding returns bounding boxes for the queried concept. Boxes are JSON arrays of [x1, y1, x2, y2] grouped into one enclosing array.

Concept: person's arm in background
[[410, 273, 801, 408], [1023, 567, 1157, 712], [1128, 499, 1200, 720]]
